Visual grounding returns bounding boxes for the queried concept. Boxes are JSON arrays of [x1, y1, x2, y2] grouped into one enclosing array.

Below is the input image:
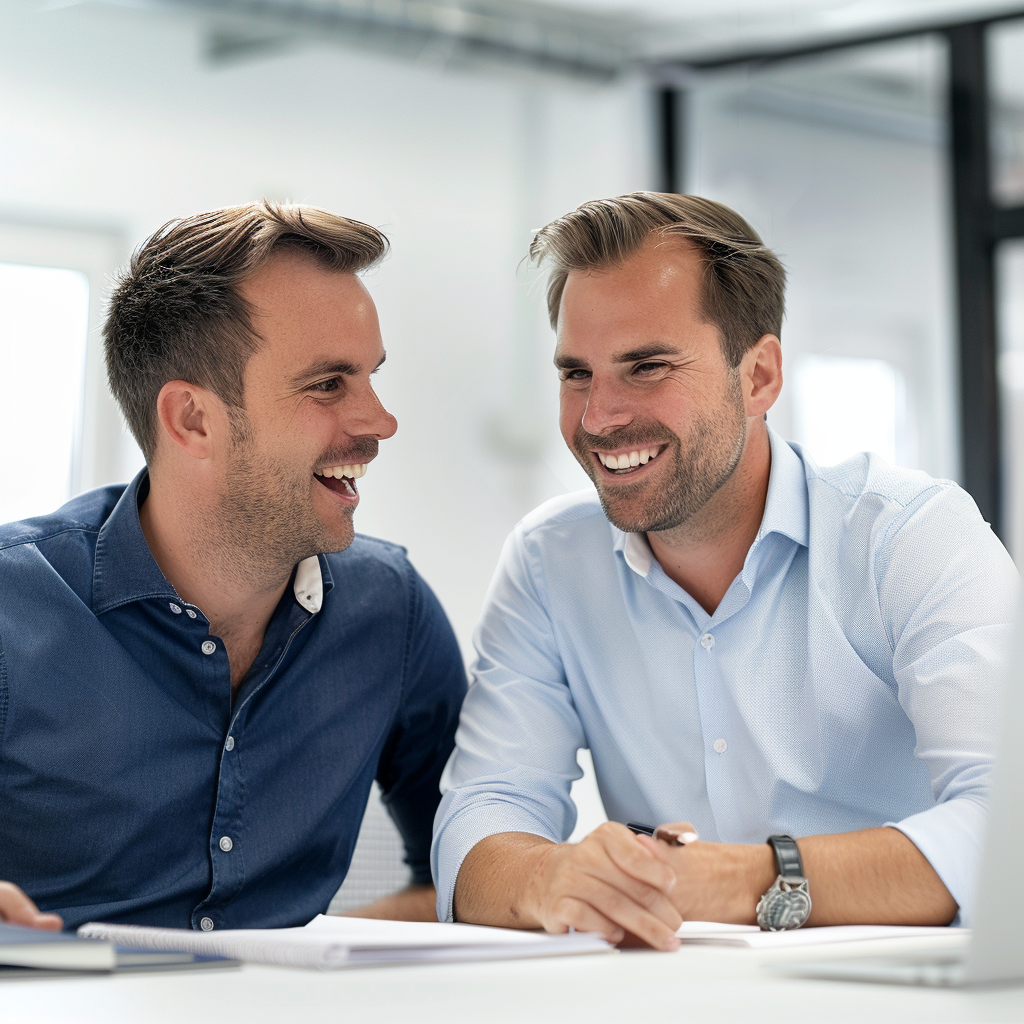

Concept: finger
[[582, 845, 683, 928], [0, 882, 63, 930], [546, 897, 625, 945], [595, 826, 678, 893], [572, 874, 681, 951]]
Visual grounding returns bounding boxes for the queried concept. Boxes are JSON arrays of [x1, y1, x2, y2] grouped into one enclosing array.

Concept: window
[[0, 262, 90, 524], [791, 353, 910, 468]]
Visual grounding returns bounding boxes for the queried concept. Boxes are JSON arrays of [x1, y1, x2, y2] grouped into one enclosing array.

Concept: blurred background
[[3, 0, 1024, 902]]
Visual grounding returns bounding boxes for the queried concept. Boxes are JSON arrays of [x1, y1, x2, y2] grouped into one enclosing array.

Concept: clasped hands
[[523, 820, 769, 952]]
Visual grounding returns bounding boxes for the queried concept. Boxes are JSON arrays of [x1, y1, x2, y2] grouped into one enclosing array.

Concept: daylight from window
[[0, 262, 89, 525], [790, 353, 906, 468]]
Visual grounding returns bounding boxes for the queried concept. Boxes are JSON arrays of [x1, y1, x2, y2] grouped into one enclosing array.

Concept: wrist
[[747, 843, 779, 921], [521, 840, 561, 929]]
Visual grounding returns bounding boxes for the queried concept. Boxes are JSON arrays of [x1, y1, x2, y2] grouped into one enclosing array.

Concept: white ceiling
[[100, 0, 1024, 81], [532, 0, 1024, 62]]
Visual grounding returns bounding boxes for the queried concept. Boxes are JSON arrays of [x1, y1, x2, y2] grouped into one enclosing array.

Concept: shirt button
[[169, 603, 182, 615], [219, 836, 233, 852], [200, 917, 215, 931], [224, 736, 235, 752], [700, 633, 715, 650], [186, 609, 197, 619], [713, 738, 728, 754], [201, 640, 217, 656]]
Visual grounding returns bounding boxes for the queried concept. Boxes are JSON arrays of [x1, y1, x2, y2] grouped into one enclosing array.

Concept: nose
[[353, 380, 398, 441], [581, 376, 633, 437]]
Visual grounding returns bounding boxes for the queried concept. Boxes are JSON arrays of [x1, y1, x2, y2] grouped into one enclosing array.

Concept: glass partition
[[686, 35, 957, 481]]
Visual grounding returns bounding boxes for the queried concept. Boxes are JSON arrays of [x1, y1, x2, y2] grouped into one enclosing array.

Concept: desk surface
[[5, 944, 1024, 1024]]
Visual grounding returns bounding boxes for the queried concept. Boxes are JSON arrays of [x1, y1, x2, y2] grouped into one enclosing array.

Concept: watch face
[[762, 886, 812, 931]]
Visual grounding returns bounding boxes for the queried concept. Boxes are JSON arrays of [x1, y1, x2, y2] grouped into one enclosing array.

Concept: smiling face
[[556, 237, 750, 535], [216, 252, 397, 576]]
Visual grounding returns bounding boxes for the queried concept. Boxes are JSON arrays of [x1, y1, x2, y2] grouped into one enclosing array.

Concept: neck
[[646, 419, 772, 616], [139, 467, 291, 688]]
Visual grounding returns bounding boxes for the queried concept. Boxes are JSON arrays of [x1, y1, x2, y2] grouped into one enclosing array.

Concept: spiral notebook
[[78, 914, 613, 969]]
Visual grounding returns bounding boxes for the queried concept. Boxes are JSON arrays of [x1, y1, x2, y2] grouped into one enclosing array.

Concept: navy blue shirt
[[0, 472, 466, 931]]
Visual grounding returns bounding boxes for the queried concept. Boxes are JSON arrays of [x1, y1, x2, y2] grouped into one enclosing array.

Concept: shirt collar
[[757, 427, 810, 549], [93, 468, 333, 615], [612, 426, 809, 579]]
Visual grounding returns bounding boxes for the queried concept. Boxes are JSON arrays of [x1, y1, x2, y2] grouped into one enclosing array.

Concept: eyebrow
[[614, 344, 682, 363], [554, 344, 681, 370], [289, 352, 386, 387]]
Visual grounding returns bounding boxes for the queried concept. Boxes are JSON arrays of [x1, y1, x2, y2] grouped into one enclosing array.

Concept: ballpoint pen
[[626, 822, 699, 846]]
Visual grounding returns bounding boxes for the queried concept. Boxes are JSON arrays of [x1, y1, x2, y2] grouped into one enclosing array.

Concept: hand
[[659, 834, 776, 925], [0, 882, 63, 930], [526, 822, 682, 951]]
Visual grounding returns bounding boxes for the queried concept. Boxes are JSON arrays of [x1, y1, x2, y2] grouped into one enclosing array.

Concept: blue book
[[0, 922, 114, 971], [0, 923, 240, 976]]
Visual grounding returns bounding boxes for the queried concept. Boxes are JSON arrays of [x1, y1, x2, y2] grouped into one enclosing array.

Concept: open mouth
[[594, 445, 666, 476], [314, 463, 367, 501]]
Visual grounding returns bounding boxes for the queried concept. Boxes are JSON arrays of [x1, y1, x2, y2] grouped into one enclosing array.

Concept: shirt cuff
[[887, 796, 987, 926], [431, 790, 563, 923]]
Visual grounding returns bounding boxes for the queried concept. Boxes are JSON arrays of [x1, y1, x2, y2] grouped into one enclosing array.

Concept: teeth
[[598, 447, 662, 470], [316, 464, 368, 479]]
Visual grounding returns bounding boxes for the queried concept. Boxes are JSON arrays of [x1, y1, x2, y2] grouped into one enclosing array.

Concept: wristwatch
[[755, 834, 812, 931]]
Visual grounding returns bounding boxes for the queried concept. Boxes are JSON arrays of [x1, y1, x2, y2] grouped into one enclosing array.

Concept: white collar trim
[[622, 531, 654, 577], [293, 555, 323, 614]]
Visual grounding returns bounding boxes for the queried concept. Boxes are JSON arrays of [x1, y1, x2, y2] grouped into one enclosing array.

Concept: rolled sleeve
[[878, 486, 1018, 924], [431, 526, 585, 922]]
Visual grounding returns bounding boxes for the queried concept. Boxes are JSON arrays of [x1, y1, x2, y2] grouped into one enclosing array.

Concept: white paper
[[78, 915, 612, 969], [675, 921, 969, 949]]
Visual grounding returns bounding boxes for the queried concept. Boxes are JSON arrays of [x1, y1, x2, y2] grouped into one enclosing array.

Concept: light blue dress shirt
[[432, 430, 1018, 925]]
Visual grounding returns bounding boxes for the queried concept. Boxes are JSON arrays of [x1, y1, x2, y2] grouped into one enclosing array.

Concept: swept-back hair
[[104, 199, 388, 461], [529, 192, 785, 367]]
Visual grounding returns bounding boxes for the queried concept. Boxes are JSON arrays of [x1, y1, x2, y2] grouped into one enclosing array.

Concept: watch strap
[[767, 834, 803, 879]]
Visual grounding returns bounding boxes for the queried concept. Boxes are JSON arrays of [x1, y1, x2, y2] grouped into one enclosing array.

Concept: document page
[[675, 921, 968, 949], [79, 916, 612, 969]]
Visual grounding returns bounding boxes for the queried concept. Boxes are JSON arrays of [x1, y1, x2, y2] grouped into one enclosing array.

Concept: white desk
[[5, 944, 1024, 1024]]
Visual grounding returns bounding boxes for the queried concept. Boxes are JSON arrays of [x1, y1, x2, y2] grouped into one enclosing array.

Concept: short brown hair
[[529, 192, 785, 367], [104, 200, 389, 461]]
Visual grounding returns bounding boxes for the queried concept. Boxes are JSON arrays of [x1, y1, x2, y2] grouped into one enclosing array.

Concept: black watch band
[[767, 834, 803, 879]]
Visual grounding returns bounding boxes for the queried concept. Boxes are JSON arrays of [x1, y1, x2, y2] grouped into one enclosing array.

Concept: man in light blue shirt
[[432, 192, 1017, 949]]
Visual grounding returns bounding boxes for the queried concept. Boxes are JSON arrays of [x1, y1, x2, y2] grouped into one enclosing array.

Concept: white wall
[[0, 0, 652, 655]]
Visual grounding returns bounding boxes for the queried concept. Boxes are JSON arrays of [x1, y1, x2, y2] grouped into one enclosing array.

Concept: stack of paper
[[78, 915, 612, 969]]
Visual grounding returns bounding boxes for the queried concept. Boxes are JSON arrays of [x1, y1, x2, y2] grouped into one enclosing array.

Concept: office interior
[[3, 0, 1024, 913]]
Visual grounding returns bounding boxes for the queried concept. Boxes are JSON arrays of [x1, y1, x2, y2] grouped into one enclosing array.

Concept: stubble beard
[[572, 371, 748, 536], [209, 411, 365, 591]]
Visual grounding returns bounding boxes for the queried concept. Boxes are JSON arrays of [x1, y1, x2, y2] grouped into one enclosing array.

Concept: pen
[[626, 822, 699, 846]]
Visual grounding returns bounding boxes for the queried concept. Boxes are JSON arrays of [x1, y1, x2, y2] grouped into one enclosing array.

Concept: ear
[[739, 335, 783, 419], [154, 380, 224, 461]]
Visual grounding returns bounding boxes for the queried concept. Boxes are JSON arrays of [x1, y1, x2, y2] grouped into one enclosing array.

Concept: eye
[[633, 361, 666, 375], [560, 368, 591, 383], [311, 377, 342, 394]]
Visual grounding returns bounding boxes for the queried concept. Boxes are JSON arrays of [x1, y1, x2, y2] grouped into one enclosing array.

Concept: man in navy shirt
[[0, 201, 466, 931]]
